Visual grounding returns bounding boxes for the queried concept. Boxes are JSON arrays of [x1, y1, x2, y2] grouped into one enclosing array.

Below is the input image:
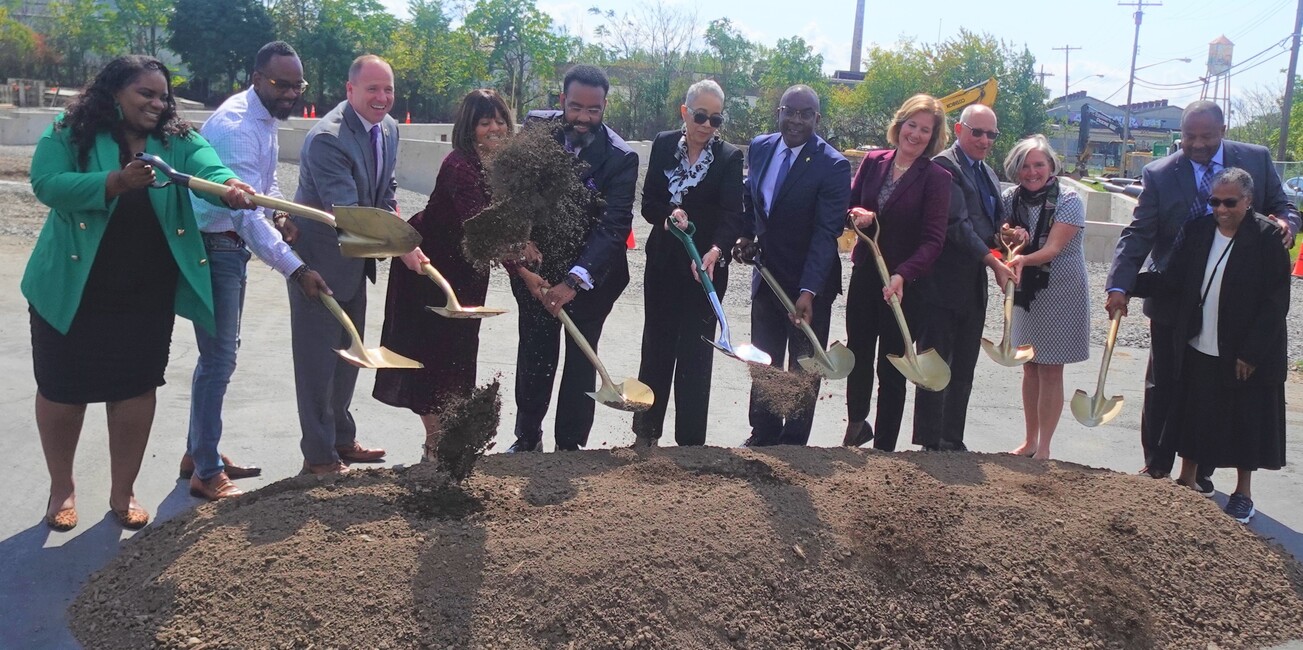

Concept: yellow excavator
[[939, 78, 998, 114]]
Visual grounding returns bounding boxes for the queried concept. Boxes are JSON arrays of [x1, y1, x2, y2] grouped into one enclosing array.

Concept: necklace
[[893, 160, 913, 172]]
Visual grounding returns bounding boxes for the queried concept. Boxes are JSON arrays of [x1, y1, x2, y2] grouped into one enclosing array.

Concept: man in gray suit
[[908, 104, 1015, 451], [289, 54, 404, 474], [1106, 99, 1300, 488]]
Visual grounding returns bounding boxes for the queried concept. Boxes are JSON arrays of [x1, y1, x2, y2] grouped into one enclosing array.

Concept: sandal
[[45, 495, 77, 532], [110, 502, 150, 530]]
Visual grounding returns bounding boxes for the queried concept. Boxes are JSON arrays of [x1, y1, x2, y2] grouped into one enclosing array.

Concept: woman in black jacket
[[632, 79, 745, 446], [1134, 167, 1290, 524]]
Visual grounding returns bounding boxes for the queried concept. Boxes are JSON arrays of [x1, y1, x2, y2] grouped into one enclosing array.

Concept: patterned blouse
[[665, 134, 720, 206]]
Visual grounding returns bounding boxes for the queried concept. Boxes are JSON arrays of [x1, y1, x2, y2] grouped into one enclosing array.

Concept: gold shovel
[[137, 153, 422, 258], [1070, 311, 1125, 427], [755, 264, 855, 380], [420, 262, 508, 319], [320, 295, 423, 369], [851, 220, 951, 391], [555, 307, 654, 412], [981, 239, 1035, 366]]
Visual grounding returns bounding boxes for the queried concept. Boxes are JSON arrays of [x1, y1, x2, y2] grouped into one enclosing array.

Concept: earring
[[114, 102, 124, 120]]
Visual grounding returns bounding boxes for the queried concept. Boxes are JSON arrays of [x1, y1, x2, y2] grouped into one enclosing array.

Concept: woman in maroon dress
[[375, 89, 513, 459]]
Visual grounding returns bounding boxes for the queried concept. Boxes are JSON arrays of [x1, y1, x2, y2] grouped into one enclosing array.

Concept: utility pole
[[1035, 64, 1055, 90], [1120, 0, 1161, 174], [1053, 45, 1082, 157], [1278, 0, 1302, 160]]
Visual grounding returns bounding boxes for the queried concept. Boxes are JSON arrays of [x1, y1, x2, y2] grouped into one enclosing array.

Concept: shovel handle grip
[[555, 308, 617, 388], [320, 295, 364, 349], [664, 219, 720, 296], [136, 152, 338, 229], [1095, 311, 1122, 394]]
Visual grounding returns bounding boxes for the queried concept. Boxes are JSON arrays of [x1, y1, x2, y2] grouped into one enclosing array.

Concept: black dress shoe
[[939, 441, 969, 452], [507, 438, 542, 453], [842, 421, 874, 447]]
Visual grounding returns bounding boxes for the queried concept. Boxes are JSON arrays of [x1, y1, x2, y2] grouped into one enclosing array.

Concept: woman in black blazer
[[1133, 167, 1290, 524], [632, 79, 745, 446]]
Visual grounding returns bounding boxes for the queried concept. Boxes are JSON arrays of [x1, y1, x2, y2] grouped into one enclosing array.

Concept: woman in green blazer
[[25, 55, 253, 531]]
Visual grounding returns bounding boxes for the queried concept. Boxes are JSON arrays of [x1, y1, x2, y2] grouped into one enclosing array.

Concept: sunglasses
[[688, 109, 724, 128], [1208, 197, 1240, 208], [962, 123, 1000, 140], [265, 78, 309, 93]]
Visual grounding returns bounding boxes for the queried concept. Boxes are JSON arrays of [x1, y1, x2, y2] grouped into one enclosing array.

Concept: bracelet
[[290, 264, 310, 283]]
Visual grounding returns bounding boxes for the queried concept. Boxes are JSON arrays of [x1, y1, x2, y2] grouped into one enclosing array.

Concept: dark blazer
[[525, 110, 639, 287], [848, 148, 950, 283], [1133, 212, 1290, 386], [293, 101, 399, 302], [918, 144, 1003, 311], [1108, 139, 1301, 303], [741, 132, 850, 296], [641, 130, 744, 284]]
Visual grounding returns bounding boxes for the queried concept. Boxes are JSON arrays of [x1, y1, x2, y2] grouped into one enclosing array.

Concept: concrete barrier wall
[[0, 108, 60, 144]]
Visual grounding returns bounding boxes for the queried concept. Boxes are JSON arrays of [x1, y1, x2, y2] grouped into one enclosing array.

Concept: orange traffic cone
[[310, 104, 316, 118], [1293, 249, 1303, 278], [302, 106, 307, 118], [405, 111, 411, 124], [626, 230, 636, 250]]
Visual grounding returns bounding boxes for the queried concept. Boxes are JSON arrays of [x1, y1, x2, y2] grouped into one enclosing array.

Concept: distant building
[[1047, 91, 1181, 166]]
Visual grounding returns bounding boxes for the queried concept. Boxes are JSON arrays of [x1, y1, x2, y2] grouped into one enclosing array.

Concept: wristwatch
[[563, 274, 583, 291]]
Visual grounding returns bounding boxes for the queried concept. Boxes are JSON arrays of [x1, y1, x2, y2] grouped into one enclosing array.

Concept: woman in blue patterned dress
[[1000, 135, 1090, 460]]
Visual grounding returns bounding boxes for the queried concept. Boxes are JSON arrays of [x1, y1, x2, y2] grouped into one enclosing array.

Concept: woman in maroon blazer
[[843, 94, 951, 451], [374, 89, 513, 460]]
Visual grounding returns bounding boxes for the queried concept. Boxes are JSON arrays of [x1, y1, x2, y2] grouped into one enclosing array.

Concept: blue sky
[[379, 0, 1296, 123]]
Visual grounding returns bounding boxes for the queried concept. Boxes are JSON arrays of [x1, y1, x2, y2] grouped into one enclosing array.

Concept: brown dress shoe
[[300, 460, 350, 475], [179, 454, 262, 480], [45, 495, 77, 532], [189, 472, 243, 501], [335, 442, 385, 463]]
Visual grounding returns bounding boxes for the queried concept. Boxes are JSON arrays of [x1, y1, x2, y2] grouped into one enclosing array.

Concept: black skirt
[[30, 187, 179, 404], [1165, 346, 1286, 471]]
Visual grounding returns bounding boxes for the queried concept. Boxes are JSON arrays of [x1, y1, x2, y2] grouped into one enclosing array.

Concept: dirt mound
[[69, 448, 1303, 649]]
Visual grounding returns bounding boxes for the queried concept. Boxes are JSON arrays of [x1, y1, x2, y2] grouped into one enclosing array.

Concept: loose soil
[[434, 378, 502, 482], [69, 448, 1303, 649], [749, 363, 820, 419]]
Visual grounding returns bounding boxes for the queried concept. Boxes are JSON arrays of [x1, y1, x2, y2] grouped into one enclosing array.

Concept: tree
[[703, 17, 757, 139], [463, 0, 572, 117], [0, 8, 38, 79], [169, 0, 275, 99], [1227, 85, 1283, 153], [114, 0, 172, 57], [386, 0, 481, 121], [589, 4, 698, 138], [46, 0, 118, 84]]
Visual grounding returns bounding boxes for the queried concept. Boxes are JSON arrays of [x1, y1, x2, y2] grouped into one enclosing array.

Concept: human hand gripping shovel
[[850, 218, 950, 391], [319, 295, 422, 369], [981, 236, 1035, 366], [1071, 310, 1125, 427], [664, 220, 771, 365], [137, 153, 422, 258], [420, 262, 507, 319], [751, 262, 854, 380]]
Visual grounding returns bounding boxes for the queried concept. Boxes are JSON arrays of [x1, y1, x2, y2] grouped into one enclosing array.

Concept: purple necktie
[[369, 124, 382, 187]]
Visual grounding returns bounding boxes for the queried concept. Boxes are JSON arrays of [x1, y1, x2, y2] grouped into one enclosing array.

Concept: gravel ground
[[2, 141, 1299, 363]]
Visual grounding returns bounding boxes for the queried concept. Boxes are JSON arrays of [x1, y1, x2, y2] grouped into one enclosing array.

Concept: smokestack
[[850, 0, 866, 72]]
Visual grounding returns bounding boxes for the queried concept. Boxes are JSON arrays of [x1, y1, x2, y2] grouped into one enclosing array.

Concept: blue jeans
[[187, 233, 251, 480]]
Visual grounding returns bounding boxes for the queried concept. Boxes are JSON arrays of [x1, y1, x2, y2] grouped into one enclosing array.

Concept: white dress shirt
[[193, 88, 303, 277]]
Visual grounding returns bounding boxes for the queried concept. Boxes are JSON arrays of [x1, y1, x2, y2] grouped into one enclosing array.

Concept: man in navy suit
[[507, 65, 639, 452], [1107, 100, 1300, 488], [733, 85, 851, 446]]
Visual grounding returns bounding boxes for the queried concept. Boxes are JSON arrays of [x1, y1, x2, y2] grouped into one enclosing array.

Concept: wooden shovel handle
[[136, 152, 338, 229], [556, 308, 617, 388]]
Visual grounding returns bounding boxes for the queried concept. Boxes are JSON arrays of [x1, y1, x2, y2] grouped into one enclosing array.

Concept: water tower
[[1201, 36, 1233, 120]]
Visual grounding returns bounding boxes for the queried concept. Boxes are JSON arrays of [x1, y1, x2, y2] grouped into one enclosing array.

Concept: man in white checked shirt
[[186, 41, 330, 501]]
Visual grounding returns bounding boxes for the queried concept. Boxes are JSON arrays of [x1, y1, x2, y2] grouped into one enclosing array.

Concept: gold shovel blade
[[1070, 389, 1125, 427], [333, 205, 423, 258], [796, 341, 855, 380], [588, 378, 655, 412], [981, 337, 1036, 367], [336, 345, 424, 370], [888, 348, 951, 391], [425, 305, 510, 319]]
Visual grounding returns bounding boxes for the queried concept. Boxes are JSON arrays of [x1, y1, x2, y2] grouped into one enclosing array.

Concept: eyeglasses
[[1208, 197, 1240, 208], [265, 78, 309, 93], [688, 108, 724, 128], [779, 106, 816, 120], [962, 123, 1000, 140]]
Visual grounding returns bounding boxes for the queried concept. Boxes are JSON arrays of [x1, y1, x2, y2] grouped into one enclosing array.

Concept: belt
[[203, 231, 244, 246]]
